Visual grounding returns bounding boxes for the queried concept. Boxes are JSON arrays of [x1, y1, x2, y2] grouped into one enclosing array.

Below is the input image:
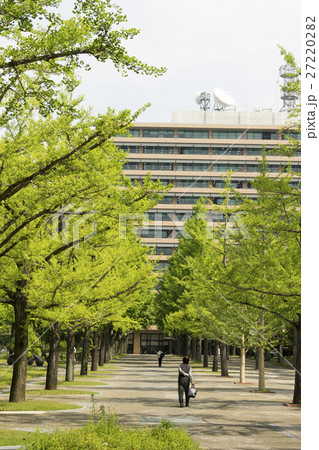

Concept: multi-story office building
[[113, 110, 300, 269]]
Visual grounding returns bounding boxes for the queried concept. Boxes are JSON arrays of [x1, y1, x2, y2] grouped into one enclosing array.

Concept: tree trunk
[[220, 343, 229, 376], [180, 334, 186, 355], [196, 338, 201, 363], [183, 334, 190, 356], [191, 338, 196, 360], [91, 329, 99, 371], [104, 328, 111, 364], [45, 322, 61, 390], [119, 335, 126, 354], [9, 294, 28, 402], [258, 311, 265, 391], [278, 343, 285, 364], [292, 319, 301, 404], [212, 341, 219, 372], [255, 347, 259, 370], [9, 322, 15, 353], [258, 346, 265, 390], [80, 326, 90, 376], [65, 330, 75, 382], [175, 335, 181, 355], [203, 339, 208, 368], [293, 326, 298, 369], [265, 349, 271, 361], [99, 331, 106, 366], [240, 335, 246, 383]]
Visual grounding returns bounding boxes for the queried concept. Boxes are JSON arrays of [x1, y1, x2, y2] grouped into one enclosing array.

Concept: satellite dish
[[213, 88, 235, 109], [194, 91, 204, 105], [194, 91, 211, 110]]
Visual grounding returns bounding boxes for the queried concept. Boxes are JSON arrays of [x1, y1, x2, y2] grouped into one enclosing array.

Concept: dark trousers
[[158, 358, 163, 367], [178, 377, 190, 405]]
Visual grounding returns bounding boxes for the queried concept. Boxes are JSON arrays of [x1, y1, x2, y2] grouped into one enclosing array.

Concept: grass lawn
[[0, 365, 47, 386], [58, 380, 107, 386], [0, 429, 36, 447], [0, 400, 82, 411], [26, 389, 98, 396], [74, 373, 115, 378]]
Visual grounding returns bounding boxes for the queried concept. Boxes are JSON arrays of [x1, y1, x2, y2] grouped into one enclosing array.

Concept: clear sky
[[76, 0, 301, 123]]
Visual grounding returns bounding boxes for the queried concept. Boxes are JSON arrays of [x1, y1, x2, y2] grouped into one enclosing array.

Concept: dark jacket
[[178, 363, 193, 382]]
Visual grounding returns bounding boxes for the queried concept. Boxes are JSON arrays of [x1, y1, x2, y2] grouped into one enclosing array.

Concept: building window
[[247, 148, 262, 156], [118, 145, 139, 153], [143, 162, 173, 171], [128, 128, 140, 137], [216, 197, 237, 205], [143, 146, 174, 154], [177, 163, 209, 171], [153, 246, 174, 255], [176, 212, 193, 221], [246, 131, 279, 140], [152, 179, 172, 186], [211, 213, 226, 222], [291, 165, 301, 173], [178, 129, 209, 139], [154, 262, 169, 271], [214, 180, 243, 188], [283, 132, 301, 140], [289, 180, 301, 188], [177, 196, 203, 204], [124, 162, 139, 170], [212, 164, 243, 172], [147, 212, 172, 221], [117, 128, 140, 137], [158, 196, 174, 204], [141, 229, 173, 238], [247, 165, 260, 172], [282, 164, 301, 173], [178, 147, 209, 155], [177, 179, 209, 188], [143, 129, 174, 138], [213, 130, 243, 139], [212, 147, 243, 155]]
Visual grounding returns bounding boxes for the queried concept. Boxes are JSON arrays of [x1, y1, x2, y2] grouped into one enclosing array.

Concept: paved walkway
[[0, 354, 301, 449]]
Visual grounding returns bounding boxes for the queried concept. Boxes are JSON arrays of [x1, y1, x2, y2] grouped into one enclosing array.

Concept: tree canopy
[[0, 0, 168, 402]]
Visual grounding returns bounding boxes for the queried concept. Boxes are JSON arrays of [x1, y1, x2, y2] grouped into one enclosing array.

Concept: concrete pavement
[[0, 354, 301, 449]]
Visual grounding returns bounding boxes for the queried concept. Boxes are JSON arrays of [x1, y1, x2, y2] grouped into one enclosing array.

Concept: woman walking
[[178, 356, 194, 407]]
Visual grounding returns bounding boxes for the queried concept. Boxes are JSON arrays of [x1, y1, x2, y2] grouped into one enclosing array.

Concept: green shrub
[[28, 400, 201, 449], [28, 428, 106, 449]]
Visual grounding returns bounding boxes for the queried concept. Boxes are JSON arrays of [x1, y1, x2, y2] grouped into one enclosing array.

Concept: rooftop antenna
[[212, 88, 236, 110], [279, 64, 299, 111], [194, 91, 211, 110]]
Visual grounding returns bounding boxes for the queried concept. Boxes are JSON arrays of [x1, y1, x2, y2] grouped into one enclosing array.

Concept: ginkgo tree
[[27, 228, 158, 388], [0, 0, 168, 402], [174, 153, 300, 401], [0, 0, 166, 125]]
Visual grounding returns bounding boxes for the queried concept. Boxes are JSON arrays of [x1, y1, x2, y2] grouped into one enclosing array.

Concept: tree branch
[[0, 48, 94, 70], [0, 130, 102, 203], [236, 300, 296, 327], [0, 208, 53, 250], [210, 278, 300, 298]]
